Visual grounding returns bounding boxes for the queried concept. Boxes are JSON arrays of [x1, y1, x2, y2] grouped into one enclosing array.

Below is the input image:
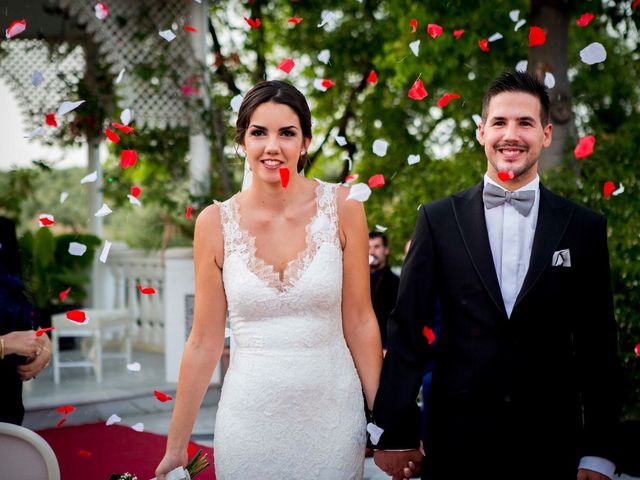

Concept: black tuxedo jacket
[[373, 183, 622, 479]]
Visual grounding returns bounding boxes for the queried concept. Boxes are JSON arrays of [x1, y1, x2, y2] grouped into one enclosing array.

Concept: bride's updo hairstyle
[[235, 80, 312, 173]]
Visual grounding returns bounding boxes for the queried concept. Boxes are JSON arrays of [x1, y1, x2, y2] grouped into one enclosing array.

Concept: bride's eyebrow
[[248, 124, 298, 131]]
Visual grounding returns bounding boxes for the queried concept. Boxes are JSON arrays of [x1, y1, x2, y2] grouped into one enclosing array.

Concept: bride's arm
[[337, 187, 383, 410], [156, 204, 228, 478]]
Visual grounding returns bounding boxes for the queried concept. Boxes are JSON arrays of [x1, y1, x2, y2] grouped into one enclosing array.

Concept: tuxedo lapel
[[514, 185, 574, 309], [452, 183, 507, 318]]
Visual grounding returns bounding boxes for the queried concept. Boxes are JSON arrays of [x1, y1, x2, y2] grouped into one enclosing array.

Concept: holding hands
[[374, 449, 423, 480], [1, 330, 52, 380]]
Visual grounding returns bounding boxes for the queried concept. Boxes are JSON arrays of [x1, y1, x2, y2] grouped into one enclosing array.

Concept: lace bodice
[[213, 179, 366, 479]]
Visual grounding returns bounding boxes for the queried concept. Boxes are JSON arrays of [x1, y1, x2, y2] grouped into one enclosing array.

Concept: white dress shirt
[[482, 174, 615, 479]]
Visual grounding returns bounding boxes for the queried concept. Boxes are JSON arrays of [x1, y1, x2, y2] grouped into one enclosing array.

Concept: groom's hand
[[374, 449, 423, 480]]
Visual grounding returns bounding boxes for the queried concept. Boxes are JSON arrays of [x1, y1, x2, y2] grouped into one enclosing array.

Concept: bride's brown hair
[[235, 80, 312, 173]]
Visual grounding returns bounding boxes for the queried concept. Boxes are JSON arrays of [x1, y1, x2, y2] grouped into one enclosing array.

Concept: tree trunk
[[528, 0, 573, 172]]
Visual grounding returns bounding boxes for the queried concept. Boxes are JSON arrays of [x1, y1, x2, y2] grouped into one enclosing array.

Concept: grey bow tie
[[483, 182, 536, 216]]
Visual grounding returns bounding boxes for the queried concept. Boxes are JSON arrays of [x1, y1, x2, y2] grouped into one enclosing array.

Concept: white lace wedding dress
[[213, 179, 366, 479]]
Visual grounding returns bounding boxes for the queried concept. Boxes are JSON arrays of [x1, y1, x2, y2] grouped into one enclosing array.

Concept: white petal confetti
[[99, 240, 112, 263], [127, 362, 141, 372], [159, 29, 176, 42], [334, 135, 347, 147], [544, 72, 555, 89], [230, 94, 243, 113], [120, 108, 132, 126], [69, 242, 87, 256], [131, 422, 144, 432], [57, 100, 85, 116], [472, 114, 483, 126], [32, 71, 44, 87], [95, 2, 109, 20], [372, 139, 389, 157], [106, 414, 121, 426], [409, 39, 420, 57], [580, 42, 607, 65], [368, 254, 374, 265], [612, 183, 624, 196], [94, 203, 113, 217], [514, 19, 526, 31], [25, 127, 44, 139], [407, 154, 421, 165], [60, 192, 69, 204], [509, 10, 520, 22], [346, 183, 372, 202], [80, 171, 98, 184], [317, 10, 336, 29], [115, 69, 125, 84], [317, 49, 331, 64], [224, 327, 232, 339], [128, 194, 141, 206], [367, 422, 384, 446], [375, 224, 388, 232], [488, 32, 503, 42], [515, 60, 528, 73]]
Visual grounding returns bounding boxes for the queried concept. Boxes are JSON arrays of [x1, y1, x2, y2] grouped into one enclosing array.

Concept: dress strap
[[312, 180, 341, 248], [217, 197, 245, 260]]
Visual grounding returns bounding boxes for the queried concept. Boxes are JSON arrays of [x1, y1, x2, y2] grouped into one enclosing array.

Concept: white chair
[[0, 422, 60, 480], [51, 308, 133, 383]]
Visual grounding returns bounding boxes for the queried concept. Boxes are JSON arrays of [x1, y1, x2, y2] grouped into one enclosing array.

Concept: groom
[[373, 71, 621, 480]]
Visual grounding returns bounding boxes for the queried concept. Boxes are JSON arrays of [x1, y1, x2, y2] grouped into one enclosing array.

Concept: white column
[[163, 247, 221, 384], [189, 0, 211, 197]]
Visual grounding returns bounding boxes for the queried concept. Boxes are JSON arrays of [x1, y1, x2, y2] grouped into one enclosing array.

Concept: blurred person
[[369, 231, 400, 348]]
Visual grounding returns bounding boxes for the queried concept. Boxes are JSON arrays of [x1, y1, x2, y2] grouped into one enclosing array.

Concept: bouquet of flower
[[109, 449, 210, 480]]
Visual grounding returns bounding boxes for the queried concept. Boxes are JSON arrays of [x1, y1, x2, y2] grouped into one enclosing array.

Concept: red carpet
[[37, 422, 216, 480]]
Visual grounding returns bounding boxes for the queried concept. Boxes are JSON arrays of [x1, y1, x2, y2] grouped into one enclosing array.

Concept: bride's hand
[[155, 450, 188, 480]]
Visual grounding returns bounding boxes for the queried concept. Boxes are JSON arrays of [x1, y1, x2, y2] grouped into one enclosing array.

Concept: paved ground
[[21, 350, 637, 480]]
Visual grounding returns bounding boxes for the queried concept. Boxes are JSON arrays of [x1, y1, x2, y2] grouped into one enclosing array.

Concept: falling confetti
[[112, 122, 134, 134], [45, 113, 57, 127], [497, 171, 515, 182], [372, 139, 389, 157], [131, 186, 141, 197], [94, 203, 113, 217], [574, 135, 595, 159], [488, 32, 503, 42], [509, 10, 520, 22], [5, 19, 26, 39], [603, 181, 616, 199], [612, 183, 624, 197], [367, 70, 377, 84], [544, 72, 555, 89], [131, 423, 144, 432], [576, 13, 595, 27], [25, 127, 45, 139], [409, 39, 420, 56], [453, 29, 465, 39], [60, 192, 69, 204], [68, 242, 87, 256], [634, 343, 640, 357], [105, 128, 120, 142], [277, 58, 295, 74], [409, 19, 417, 33], [66, 310, 87, 324], [57, 100, 85, 116], [368, 174, 385, 188], [514, 19, 526, 31], [39, 214, 55, 227], [427, 24, 443, 39], [99, 240, 112, 263], [59, 287, 71, 302], [244, 17, 261, 29], [437, 93, 461, 108], [279, 167, 290, 188], [115, 69, 125, 84], [408, 79, 428, 100], [317, 49, 331, 64], [423, 325, 436, 344], [32, 71, 44, 87], [106, 414, 122, 426], [288, 17, 303, 25], [367, 422, 384, 445], [529, 26, 546, 47], [36, 327, 54, 337], [127, 362, 142, 372], [230, 94, 243, 112], [138, 284, 156, 295], [80, 171, 98, 184], [186, 205, 193, 219], [184, 25, 198, 33], [94, 2, 108, 20], [335, 135, 347, 146], [407, 154, 421, 165], [478, 39, 489, 52], [154, 390, 173, 402], [121, 150, 138, 169], [159, 29, 176, 42], [346, 183, 372, 202], [120, 109, 132, 126], [580, 42, 607, 65]]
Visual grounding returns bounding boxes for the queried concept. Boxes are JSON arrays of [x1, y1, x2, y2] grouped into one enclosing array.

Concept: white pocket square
[[552, 249, 571, 267]]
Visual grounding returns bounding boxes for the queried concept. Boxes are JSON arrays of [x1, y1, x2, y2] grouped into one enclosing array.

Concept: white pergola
[[1, 0, 212, 305]]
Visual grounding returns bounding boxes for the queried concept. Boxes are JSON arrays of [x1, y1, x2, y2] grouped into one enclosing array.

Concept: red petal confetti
[[121, 150, 138, 169], [45, 113, 58, 127], [105, 128, 120, 143], [427, 24, 443, 39], [437, 93, 461, 108], [407, 79, 428, 100], [409, 19, 417, 33], [574, 135, 595, 159], [111, 122, 134, 134], [185, 205, 193, 219], [39, 216, 55, 227], [154, 390, 173, 402], [56, 405, 75, 414], [529, 26, 546, 47], [277, 58, 295, 74], [183, 25, 198, 33], [244, 17, 261, 29], [367, 70, 378, 84], [288, 17, 303, 24], [576, 13, 595, 27], [59, 287, 71, 302], [345, 174, 359, 184], [422, 326, 436, 345], [497, 170, 515, 182], [453, 29, 465, 39], [321, 79, 336, 89], [634, 342, 640, 356], [478, 39, 489, 52], [279, 167, 290, 188], [633, 0, 640, 10], [131, 185, 141, 198], [368, 174, 385, 188], [36, 327, 54, 337], [5, 19, 26, 39], [78, 450, 92, 458], [66, 310, 87, 324], [137, 284, 156, 295], [56, 417, 67, 428], [603, 181, 616, 200]]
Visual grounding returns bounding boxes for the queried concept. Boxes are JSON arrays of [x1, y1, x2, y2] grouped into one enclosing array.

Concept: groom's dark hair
[[482, 71, 550, 125]]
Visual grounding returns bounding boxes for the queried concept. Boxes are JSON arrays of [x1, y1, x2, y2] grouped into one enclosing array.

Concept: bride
[[155, 80, 382, 479]]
